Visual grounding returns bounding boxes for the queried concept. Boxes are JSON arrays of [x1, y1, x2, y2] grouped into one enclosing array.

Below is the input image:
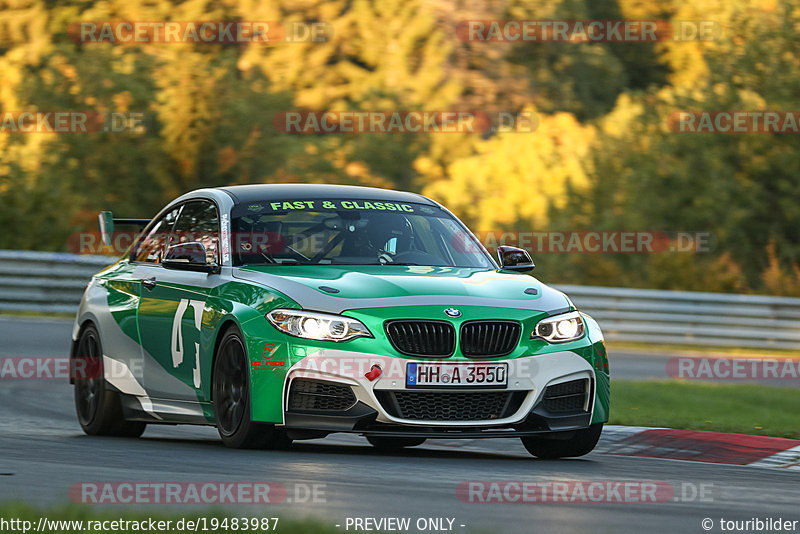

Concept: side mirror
[[163, 242, 220, 274], [497, 245, 534, 272]]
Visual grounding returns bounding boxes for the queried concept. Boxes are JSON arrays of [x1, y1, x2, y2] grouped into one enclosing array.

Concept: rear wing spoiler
[[98, 211, 150, 246]]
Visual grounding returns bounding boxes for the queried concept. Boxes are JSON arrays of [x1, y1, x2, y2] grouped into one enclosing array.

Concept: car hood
[[233, 265, 572, 315]]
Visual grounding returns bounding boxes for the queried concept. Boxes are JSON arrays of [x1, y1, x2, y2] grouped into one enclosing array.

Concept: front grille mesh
[[541, 379, 588, 413], [377, 391, 525, 421], [385, 320, 455, 357], [460, 321, 521, 357], [288, 379, 356, 412]]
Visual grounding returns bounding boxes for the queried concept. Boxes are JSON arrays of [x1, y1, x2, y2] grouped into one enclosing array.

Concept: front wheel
[[212, 328, 291, 449], [521, 423, 603, 459], [73, 324, 146, 438], [366, 436, 426, 451]]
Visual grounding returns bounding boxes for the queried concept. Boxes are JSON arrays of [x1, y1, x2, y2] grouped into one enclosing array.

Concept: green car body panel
[[72, 184, 609, 444]]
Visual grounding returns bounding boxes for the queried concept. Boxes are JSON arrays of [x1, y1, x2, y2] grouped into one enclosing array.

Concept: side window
[[168, 200, 220, 265], [133, 207, 180, 263]]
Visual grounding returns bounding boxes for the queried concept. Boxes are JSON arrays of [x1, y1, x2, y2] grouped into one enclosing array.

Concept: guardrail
[[2, 250, 800, 350], [0, 250, 113, 314], [558, 285, 800, 350]]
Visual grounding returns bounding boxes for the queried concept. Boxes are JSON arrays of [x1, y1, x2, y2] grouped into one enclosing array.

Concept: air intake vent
[[376, 391, 526, 421], [288, 379, 357, 413], [541, 379, 589, 413], [385, 320, 456, 357], [460, 321, 521, 357]]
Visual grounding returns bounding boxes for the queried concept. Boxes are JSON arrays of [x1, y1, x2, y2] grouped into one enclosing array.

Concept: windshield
[[230, 199, 494, 268]]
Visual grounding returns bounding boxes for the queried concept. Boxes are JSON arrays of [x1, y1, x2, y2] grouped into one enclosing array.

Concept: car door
[[126, 205, 180, 399], [136, 199, 221, 402]]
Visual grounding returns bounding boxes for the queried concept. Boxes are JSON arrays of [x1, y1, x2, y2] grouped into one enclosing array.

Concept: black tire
[[366, 436, 426, 450], [521, 423, 603, 459], [73, 324, 146, 438], [212, 328, 291, 450]]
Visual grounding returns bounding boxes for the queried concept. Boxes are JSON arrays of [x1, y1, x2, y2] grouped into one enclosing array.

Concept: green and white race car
[[70, 184, 610, 457]]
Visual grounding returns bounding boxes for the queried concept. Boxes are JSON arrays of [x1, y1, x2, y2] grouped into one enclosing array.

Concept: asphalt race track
[[1, 316, 798, 534]]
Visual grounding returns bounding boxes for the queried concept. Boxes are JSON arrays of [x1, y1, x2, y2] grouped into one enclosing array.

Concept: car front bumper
[[278, 349, 596, 438]]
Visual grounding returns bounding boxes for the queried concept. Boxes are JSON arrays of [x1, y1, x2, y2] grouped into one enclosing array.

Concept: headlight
[[532, 311, 585, 343], [266, 309, 372, 342]]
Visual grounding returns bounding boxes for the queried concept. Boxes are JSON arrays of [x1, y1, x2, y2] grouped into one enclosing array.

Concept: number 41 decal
[[171, 299, 204, 389]]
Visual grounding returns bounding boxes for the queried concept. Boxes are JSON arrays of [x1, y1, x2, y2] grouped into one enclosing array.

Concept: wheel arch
[[69, 315, 100, 385], [209, 316, 244, 401]]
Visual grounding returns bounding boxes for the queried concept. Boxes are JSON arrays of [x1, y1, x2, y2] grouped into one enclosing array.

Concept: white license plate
[[406, 362, 508, 388]]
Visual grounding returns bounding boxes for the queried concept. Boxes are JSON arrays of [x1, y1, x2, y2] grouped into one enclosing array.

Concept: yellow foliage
[[422, 110, 595, 231]]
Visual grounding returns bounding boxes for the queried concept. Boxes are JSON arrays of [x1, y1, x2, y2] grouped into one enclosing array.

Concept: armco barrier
[[0, 250, 112, 314], [558, 285, 800, 350], [2, 250, 800, 349]]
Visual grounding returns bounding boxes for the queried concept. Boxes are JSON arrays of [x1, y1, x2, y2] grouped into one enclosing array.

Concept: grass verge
[[610, 380, 800, 439]]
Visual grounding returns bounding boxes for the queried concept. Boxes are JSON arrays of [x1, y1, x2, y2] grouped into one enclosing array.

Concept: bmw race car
[[71, 184, 610, 458]]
